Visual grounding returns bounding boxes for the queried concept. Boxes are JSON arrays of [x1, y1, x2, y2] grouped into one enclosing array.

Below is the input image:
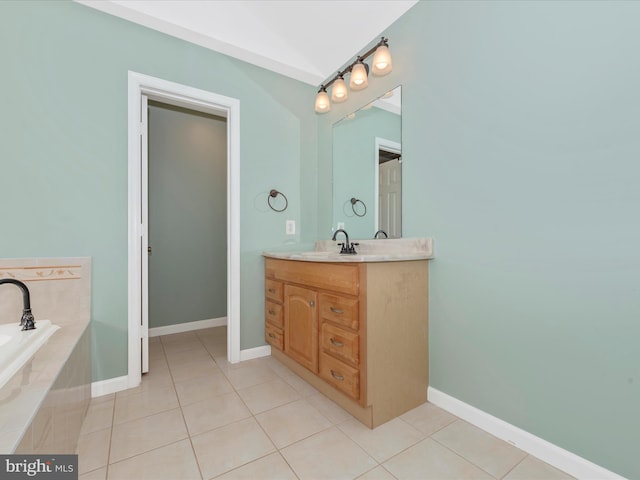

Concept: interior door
[[379, 156, 402, 238], [140, 93, 149, 374]]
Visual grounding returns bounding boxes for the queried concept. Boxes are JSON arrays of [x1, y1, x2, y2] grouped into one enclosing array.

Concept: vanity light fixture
[[314, 37, 392, 114]]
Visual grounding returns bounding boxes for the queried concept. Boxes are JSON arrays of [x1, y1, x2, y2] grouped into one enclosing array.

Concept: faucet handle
[[349, 243, 359, 254], [337, 242, 347, 253]]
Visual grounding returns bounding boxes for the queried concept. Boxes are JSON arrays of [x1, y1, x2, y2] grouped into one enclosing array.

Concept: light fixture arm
[[319, 37, 389, 91]]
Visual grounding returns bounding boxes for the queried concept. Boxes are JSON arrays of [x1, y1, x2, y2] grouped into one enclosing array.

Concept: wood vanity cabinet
[[264, 257, 429, 428]]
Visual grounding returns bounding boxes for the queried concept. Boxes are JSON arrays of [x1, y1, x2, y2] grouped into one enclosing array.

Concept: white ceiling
[[77, 0, 417, 86]]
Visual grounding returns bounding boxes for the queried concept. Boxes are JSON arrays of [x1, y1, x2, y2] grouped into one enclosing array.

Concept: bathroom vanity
[[263, 239, 432, 428]]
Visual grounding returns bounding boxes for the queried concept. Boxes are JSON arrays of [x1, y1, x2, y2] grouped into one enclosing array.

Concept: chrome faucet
[[0, 279, 36, 330], [332, 229, 358, 254], [374, 230, 388, 239]]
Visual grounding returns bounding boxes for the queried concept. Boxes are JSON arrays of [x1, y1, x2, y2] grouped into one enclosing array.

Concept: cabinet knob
[[309, 300, 315, 307], [330, 370, 344, 381], [330, 337, 344, 348]]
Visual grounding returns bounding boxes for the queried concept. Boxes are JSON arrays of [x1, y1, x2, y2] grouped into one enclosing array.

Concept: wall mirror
[[332, 86, 402, 239]]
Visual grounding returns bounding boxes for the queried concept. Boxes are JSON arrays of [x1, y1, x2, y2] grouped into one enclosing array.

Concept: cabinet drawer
[[265, 301, 283, 328], [265, 279, 283, 303], [319, 351, 360, 401], [265, 258, 359, 296], [320, 323, 359, 366], [319, 293, 358, 330], [265, 323, 284, 351]]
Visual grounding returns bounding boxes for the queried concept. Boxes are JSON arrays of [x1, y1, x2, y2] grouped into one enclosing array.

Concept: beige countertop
[[263, 237, 433, 263]]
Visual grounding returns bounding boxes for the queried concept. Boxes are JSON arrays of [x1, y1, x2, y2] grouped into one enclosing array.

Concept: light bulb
[[372, 44, 392, 76], [315, 89, 330, 113], [331, 77, 348, 103], [349, 62, 369, 91]]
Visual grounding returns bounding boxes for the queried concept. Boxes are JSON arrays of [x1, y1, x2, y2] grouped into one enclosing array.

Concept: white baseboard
[[149, 317, 227, 337], [91, 375, 129, 398], [240, 345, 271, 362], [427, 387, 624, 480]]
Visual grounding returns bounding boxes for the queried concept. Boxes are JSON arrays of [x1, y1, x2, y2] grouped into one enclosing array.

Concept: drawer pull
[[330, 307, 344, 314], [330, 370, 344, 381], [268, 333, 276, 339], [329, 337, 344, 348], [268, 309, 276, 315], [268, 288, 276, 293]]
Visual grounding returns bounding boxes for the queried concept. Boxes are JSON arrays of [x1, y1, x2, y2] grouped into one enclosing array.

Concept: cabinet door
[[284, 284, 318, 372]]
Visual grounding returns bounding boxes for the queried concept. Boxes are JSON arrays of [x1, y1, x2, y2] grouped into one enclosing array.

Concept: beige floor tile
[[237, 378, 301, 414], [280, 372, 319, 397], [168, 357, 220, 383], [356, 466, 398, 480], [383, 437, 493, 480], [196, 326, 227, 341], [281, 427, 377, 480], [81, 398, 114, 435], [160, 331, 199, 345], [223, 363, 278, 390], [400, 402, 457, 436], [182, 391, 252, 436], [164, 345, 212, 366], [174, 371, 234, 406], [113, 383, 178, 425], [263, 357, 295, 378], [256, 399, 332, 448], [79, 466, 107, 480], [161, 336, 205, 355], [338, 417, 424, 463], [107, 439, 202, 480], [503, 455, 574, 480], [116, 366, 174, 398], [306, 393, 354, 424], [77, 428, 111, 475], [432, 420, 527, 478], [109, 408, 188, 463], [203, 342, 227, 357], [191, 418, 275, 479], [216, 452, 297, 480]]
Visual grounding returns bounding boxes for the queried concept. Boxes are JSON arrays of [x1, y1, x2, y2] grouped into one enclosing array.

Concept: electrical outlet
[[286, 220, 296, 235], [337, 222, 345, 230]]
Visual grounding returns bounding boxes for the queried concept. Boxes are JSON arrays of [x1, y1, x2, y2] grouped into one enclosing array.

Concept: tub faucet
[[332, 229, 358, 254], [374, 230, 388, 239], [0, 279, 36, 330]]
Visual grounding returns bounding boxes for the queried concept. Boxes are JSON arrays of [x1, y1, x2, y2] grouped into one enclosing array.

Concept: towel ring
[[268, 189, 288, 212], [350, 197, 367, 217]]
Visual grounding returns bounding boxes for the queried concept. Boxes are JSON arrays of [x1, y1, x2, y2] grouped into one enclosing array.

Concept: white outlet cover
[[286, 220, 295, 235]]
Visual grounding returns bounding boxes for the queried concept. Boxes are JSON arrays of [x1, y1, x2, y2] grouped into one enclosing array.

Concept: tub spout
[[0, 279, 36, 330]]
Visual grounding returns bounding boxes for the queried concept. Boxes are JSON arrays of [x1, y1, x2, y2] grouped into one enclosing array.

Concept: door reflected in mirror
[[332, 86, 402, 239]]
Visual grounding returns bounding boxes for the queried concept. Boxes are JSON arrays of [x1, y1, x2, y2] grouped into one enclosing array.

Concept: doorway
[[147, 100, 227, 351], [374, 137, 402, 238], [127, 72, 241, 390]]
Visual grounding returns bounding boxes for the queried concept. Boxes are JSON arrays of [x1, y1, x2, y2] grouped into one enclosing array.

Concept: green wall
[[148, 103, 227, 328], [0, 1, 317, 381], [332, 107, 401, 239], [318, 1, 639, 477]]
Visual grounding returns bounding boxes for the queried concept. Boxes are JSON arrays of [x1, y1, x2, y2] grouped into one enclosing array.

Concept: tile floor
[[77, 327, 573, 480]]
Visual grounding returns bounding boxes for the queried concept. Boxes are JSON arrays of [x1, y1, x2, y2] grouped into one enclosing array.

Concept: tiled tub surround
[[0, 257, 91, 453], [264, 237, 434, 263]]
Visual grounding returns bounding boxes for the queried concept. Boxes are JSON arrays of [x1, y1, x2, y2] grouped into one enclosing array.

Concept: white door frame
[[373, 137, 402, 233], [127, 71, 241, 389]]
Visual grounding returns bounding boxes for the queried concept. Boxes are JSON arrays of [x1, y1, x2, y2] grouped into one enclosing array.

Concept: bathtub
[[0, 320, 60, 390]]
